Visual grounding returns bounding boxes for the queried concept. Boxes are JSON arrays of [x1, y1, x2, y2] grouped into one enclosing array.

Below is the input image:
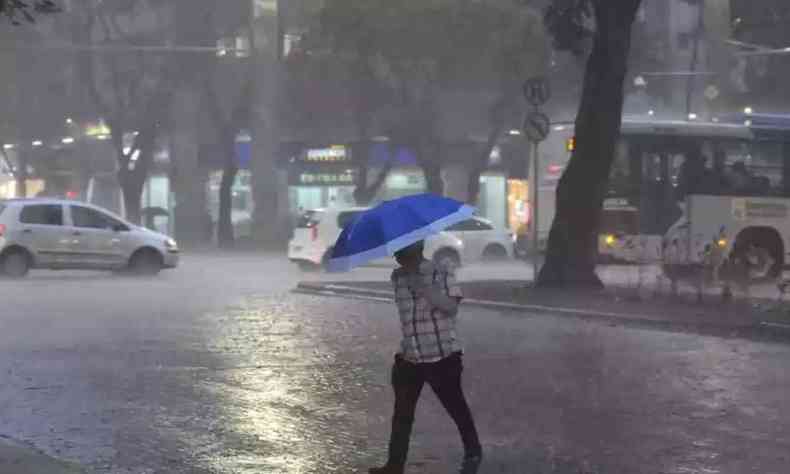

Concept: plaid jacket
[[391, 261, 463, 363]]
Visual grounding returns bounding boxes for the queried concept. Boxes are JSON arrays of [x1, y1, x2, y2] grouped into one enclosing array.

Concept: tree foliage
[[544, 0, 593, 56], [1, 0, 59, 25], [311, 0, 547, 200], [78, 0, 181, 223]]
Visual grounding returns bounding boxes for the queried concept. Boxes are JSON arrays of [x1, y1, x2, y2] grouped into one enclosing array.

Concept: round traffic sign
[[704, 84, 720, 101], [523, 112, 550, 143]]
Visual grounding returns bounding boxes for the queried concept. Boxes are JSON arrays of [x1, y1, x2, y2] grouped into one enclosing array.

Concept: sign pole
[[522, 76, 551, 286], [531, 138, 540, 283]]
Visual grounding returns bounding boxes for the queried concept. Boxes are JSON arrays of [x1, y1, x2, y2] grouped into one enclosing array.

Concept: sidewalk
[[0, 439, 85, 474], [296, 277, 790, 342]]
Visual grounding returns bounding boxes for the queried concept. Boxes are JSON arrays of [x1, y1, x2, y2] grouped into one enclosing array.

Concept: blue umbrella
[[326, 193, 475, 272]]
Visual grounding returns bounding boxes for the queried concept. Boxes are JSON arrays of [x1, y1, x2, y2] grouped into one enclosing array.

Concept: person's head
[[394, 240, 425, 268]]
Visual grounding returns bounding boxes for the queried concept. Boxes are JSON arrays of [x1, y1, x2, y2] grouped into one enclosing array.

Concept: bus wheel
[[731, 228, 783, 283]]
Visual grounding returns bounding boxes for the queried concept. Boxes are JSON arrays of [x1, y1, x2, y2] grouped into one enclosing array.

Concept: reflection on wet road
[[0, 254, 788, 473]]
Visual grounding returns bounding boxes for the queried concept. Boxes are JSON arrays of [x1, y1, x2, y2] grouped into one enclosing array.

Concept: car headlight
[[165, 238, 178, 250]]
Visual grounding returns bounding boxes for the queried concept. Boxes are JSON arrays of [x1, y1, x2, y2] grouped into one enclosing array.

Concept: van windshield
[[296, 210, 321, 228]]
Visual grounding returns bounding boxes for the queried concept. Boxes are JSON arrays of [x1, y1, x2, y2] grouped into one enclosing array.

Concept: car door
[[463, 219, 491, 259], [445, 219, 477, 261], [474, 218, 500, 252], [13, 204, 73, 267], [69, 205, 129, 268]]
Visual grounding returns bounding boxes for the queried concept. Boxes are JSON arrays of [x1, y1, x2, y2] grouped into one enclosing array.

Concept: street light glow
[[66, 117, 73, 124], [509, 129, 521, 136], [32, 140, 43, 146], [62, 137, 75, 144], [688, 113, 698, 121], [744, 106, 753, 115], [96, 134, 110, 140], [3, 144, 15, 150], [648, 109, 655, 116]]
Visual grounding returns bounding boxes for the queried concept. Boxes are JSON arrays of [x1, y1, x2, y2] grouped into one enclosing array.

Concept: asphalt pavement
[[0, 254, 788, 473]]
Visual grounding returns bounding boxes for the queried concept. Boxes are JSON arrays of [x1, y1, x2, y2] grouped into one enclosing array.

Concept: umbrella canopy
[[326, 193, 475, 272]]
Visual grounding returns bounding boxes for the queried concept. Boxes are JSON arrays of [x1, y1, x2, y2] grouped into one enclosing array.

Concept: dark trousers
[[386, 352, 481, 466]]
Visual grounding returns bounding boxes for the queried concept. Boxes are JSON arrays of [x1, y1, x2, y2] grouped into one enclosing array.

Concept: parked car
[[445, 216, 515, 261], [0, 198, 179, 278], [288, 207, 465, 271]]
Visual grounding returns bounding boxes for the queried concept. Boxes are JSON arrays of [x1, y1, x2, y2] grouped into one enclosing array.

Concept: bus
[[537, 117, 790, 283]]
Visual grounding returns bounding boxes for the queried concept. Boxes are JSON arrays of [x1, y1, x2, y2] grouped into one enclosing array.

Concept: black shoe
[[369, 464, 405, 474]]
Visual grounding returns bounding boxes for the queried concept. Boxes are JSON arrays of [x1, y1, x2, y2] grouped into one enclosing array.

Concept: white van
[[288, 207, 465, 271]]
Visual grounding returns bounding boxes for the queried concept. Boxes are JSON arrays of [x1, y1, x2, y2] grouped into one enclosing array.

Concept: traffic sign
[[523, 112, 550, 143], [704, 84, 720, 101], [523, 76, 551, 107]]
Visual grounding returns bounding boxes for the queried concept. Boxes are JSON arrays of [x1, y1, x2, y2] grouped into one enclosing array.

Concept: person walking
[[369, 240, 482, 474]]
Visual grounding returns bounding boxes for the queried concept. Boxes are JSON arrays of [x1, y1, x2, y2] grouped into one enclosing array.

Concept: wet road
[[0, 254, 789, 473]]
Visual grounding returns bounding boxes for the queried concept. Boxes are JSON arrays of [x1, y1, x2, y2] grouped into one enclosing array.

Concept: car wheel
[[433, 249, 460, 270], [129, 249, 163, 276], [1, 250, 30, 278], [482, 244, 508, 262]]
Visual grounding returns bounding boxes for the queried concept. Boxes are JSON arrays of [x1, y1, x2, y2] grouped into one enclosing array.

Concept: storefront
[[287, 145, 357, 215], [478, 143, 530, 232], [507, 179, 528, 235]]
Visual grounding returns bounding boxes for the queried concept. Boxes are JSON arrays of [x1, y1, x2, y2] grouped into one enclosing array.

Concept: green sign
[[294, 171, 355, 186]]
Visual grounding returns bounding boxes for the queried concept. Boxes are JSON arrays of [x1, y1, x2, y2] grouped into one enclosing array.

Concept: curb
[[294, 282, 790, 343], [0, 438, 86, 474]]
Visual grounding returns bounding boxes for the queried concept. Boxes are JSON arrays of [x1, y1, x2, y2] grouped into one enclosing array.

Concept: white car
[[0, 198, 179, 278], [288, 207, 465, 271], [445, 216, 515, 261]]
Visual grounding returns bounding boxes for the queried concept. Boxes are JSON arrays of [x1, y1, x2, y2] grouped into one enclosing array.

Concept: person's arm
[[424, 286, 459, 314], [421, 267, 462, 315]]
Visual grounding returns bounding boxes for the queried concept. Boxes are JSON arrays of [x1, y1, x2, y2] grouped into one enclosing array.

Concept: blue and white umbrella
[[326, 193, 475, 273]]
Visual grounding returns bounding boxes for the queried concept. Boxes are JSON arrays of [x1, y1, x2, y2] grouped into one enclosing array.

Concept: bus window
[[707, 141, 784, 197], [607, 139, 630, 194]]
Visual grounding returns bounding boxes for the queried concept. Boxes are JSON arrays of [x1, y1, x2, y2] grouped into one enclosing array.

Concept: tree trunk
[[116, 132, 155, 226], [417, 140, 444, 196], [119, 168, 145, 225], [537, 0, 642, 289], [217, 143, 238, 248]]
